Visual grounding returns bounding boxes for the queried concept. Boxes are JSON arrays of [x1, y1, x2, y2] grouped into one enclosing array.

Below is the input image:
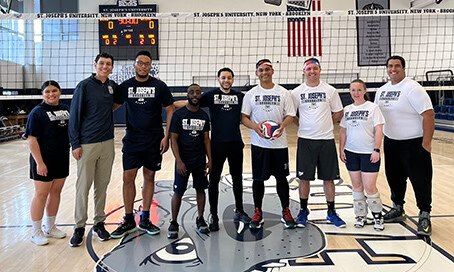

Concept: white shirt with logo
[[291, 81, 343, 139], [374, 77, 433, 140], [241, 84, 296, 148], [340, 101, 385, 154]]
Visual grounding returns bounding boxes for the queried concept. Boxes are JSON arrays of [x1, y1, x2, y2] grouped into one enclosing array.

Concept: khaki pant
[[74, 139, 115, 228]]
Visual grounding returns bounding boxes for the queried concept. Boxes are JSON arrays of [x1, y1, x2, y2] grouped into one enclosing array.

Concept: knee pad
[[352, 191, 367, 217], [366, 192, 383, 214]]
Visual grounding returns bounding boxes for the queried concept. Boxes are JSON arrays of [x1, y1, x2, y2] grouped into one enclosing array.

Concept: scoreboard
[[99, 18, 159, 60]]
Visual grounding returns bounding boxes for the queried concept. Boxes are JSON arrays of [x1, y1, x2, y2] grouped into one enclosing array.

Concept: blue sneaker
[[326, 211, 346, 228], [295, 209, 309, 228]]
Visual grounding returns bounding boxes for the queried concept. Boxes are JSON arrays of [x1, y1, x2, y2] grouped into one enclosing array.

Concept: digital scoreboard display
[[98, 18, 159, 60]]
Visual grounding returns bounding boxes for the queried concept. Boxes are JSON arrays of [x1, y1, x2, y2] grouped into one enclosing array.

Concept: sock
[[140, 211, 150, 221], [300, 198, 308, 211], [44, 216, 56, 231], [327, 201, 335, 213], [125, 213, 134, 223], [32, 220, 42, 232]]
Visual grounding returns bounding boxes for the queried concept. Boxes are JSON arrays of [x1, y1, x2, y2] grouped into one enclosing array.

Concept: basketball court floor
[[1, 125, 453, 271]]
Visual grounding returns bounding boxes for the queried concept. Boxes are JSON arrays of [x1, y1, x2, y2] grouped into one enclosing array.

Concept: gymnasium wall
[[1, 0, 454, 90]]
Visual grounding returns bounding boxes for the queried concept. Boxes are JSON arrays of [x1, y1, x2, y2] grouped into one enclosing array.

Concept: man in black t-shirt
[[174, 68, 249, 231], [167, 84, 212, 239], [111, 51, 175, 238]]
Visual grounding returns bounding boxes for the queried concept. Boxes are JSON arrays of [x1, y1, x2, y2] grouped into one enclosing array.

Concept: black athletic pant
[[384, 136, 432, 212], [253, 176, 290, 210], [208, 141, 244, 215]]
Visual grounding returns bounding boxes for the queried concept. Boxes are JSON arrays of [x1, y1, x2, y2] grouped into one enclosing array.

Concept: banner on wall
[[356, 0, 390, 66]]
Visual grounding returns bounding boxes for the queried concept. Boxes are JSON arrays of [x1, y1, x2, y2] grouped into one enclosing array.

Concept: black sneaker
[[196, 216, 210, 234], [417, 211, 432, 236], [167, 220, 179, 239], [69, 227, 85, 247], [111, 219, 137, 239], [209, 214, 220, 232], [138, 219, 160, 236], [383, 205, 406, 223], [233, 210, 251, 223], [93, 222, 111, 241]]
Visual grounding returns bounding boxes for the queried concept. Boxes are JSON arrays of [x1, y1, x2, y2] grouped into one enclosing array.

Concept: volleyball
[[260, 120, 280, 139]]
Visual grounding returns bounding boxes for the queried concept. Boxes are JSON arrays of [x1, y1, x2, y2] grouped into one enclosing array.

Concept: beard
[[136, 73, 149, 79], [188, 97, 199, 106]]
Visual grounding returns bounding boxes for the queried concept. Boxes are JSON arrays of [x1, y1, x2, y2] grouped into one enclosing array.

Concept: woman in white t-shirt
[[339, 79, 386, 231]]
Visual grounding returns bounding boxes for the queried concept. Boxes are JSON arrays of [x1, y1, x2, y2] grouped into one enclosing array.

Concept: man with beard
[[111, 51, 175, 238], [167, 84, 212, 239], [174, 67, 249, 231]]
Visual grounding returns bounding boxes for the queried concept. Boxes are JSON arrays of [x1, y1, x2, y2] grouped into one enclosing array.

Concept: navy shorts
[[30, 153, 69, 182], [344, 150, 380, 173], [122, 132, 163, 171], [173, 164, 208, 195], [251, 145, 289, 181], [296, 138, 340, 181]]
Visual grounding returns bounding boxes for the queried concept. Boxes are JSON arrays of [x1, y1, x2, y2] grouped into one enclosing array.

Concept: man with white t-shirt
[[374, 55, 435, 236], [291, 58, 346, 228], [241, 59, 296, 229]]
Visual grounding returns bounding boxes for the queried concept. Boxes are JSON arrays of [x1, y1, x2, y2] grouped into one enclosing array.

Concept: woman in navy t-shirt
[[25, 80, 70, 246]]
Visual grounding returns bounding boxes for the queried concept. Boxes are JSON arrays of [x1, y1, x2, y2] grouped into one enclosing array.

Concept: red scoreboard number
[[99, 18, 159, 60]]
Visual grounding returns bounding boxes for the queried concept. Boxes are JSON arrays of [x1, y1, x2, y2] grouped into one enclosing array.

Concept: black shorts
[[173, 164, 209, 195], [296, 138, 340, 181], [344, 150, 380, 173], [122, 132, 163, 171], [251, 145, 289, 181], [30, 153, 69, 182]]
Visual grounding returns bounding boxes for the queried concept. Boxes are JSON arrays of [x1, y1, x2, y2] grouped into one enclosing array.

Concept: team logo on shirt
[[300, 92, 327, 110], [344, 110, 369, 127], [46, 110, 70, 127], [214, 94, 238, 111], [378, 91, 401, 106], [108, 86, 114, 95], [254, 95, 281, 112], [128, 87, 156, 105], [182, 119, 206, 137]]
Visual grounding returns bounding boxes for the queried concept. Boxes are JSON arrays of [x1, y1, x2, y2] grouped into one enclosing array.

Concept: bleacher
[[435, 98, 454, 121]]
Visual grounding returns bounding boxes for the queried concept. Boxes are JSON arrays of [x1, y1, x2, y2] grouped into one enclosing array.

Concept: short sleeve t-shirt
[[199, 88, 243, 143], [340, 101, 385, 154], [374, 77, 433, 140], [25, 102, 70, 156], [241, 84, 296, 149], [115, 76, 174, 136], [291, 81, 343, 140], [170, 107, 210, 167]]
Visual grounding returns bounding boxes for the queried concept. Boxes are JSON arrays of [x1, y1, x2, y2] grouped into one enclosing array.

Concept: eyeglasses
[[135, 61, 151, 67]]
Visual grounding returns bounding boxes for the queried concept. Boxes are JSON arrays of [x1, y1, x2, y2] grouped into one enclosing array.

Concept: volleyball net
[[1, 8, 454, 91]]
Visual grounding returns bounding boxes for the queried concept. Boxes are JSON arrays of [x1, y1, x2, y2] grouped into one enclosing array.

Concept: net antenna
[[0, 0, 13, 14]]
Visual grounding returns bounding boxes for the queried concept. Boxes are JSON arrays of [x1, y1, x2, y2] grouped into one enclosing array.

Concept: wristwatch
[[373, 148, 380, 153]]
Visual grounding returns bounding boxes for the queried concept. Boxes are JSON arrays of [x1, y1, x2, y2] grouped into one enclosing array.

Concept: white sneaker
[[44, 225, 67, 239], [373, 217, 385, 231], [354, 216, 367, 228], [31, 229, 49, 246]]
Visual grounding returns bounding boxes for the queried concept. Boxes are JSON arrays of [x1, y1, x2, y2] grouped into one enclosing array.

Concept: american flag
[[287, 0, 322, 57]]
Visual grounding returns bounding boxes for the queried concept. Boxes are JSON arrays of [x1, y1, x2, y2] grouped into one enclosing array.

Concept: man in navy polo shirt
[[69, 52, 117, 247], [111, 51, 175, 238]]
